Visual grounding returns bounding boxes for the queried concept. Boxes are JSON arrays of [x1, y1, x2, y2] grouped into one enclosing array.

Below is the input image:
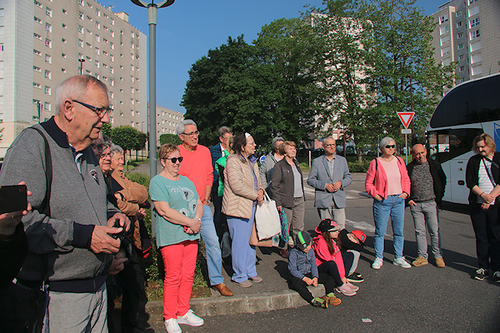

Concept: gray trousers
[[410, 201, 443, 259], [318, 201, 346, 230], [44, 282, 108, 332], [284, 196, 305, 240]]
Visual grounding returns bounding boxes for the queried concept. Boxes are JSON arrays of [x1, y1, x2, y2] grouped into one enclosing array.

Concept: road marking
[[345, 219, 375, 233]]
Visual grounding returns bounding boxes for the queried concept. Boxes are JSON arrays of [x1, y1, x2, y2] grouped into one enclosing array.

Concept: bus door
[[428, 128, 482, 204]]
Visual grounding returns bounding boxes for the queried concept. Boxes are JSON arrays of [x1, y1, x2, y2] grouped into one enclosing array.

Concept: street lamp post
[[78, 58, 85, 75], [131, 0, 174, 180]]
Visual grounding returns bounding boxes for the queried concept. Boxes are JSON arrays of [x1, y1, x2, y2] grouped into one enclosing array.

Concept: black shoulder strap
[[31, 127, 52, 216]]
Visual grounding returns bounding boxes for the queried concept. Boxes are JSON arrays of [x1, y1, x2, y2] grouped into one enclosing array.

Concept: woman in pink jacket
[[313, 219, 358, 296], [365, 137, 411, 270]]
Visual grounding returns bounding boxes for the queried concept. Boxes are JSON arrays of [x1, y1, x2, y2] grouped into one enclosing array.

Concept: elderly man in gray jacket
[[307, 137, 352, 229], [0, 75, 129, 332]]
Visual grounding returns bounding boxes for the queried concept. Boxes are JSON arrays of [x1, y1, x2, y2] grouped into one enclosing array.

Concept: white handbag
[[254, 192, 281, 240]]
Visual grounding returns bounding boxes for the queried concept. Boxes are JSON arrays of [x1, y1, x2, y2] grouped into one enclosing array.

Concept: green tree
[[110, 126, 138, 166], [358, 0, 456, 143], [101, 123, 112, 139], [159, 133, 181, 146], [135, 131, 148, 160]]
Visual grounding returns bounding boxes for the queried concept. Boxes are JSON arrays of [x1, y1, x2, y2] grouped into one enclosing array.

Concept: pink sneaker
[[335, 284, 356, 296], [346, 282, 359, 292]]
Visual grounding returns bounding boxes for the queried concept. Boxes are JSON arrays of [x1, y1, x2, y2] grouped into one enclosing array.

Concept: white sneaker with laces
[[164, 318, 182, 333], [372, 257, 383, 269], [177, 309, 204, 327], [346, 282, 359, 292], [393, 257, 412, 268]]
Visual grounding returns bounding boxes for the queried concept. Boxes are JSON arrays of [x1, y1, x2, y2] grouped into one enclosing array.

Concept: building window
[[44, 70, 51, 79], [79, 0, 83, 5], [45, 23, 51, 32], [62, 23, 67, 29], [45, 54, 51, 63], [34, 17, 42, 24], [457, 11, 463, 16], [34, 33, 42, 40], [33, 82, 41, 89], [86, 42, 91, 48], [110, 18, 114, 25], [62, 38, 66, 43], [95, 35, 100, 42], [33, 66, 41, 72], [44, 102, 51, 111], [457, 21, 463, 28], [78, 25, 84, 34], [86, 28, 92, 35], [95, 21, 100, 29], [79, 12, 84, 20], [469, 0, 478, 4], [110, 30, 114, 37], [78, 39, 83, 47], [35, 1, 42, 8], [62, 53, 67, 58], [96, 9, 100, 16], [45, 39, 51, 48], [44, 86, 51, 95], [110, 55, 114, 62], [110, 42, 114, 49], [95, 47, 100, 55], [458, 54, 465, 61], [458, 43, 464, 49], [459, 66, 465, 72], [439, 15, 448, 24], [62, 8, 67, 14], [95, 60, 99, 68], [110, 67, 114, 74], [46, 7, 52, 17], [34, 49, 41, 56], [457, 32, 463, 39], [61, 68, 66, 73], [470, 17, 480, 28], [470, 29, 480, 39], [86, 15, 92, 22]]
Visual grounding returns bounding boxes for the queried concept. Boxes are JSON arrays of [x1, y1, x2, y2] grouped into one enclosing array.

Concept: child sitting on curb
[[333, 229, 367, 283], [313, 219, 359, 297], [287, 231, 342, 308]]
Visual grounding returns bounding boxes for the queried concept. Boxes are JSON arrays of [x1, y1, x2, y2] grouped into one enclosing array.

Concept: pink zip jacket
[[365, 156, 411, 200], [312, 226, 346, 279]]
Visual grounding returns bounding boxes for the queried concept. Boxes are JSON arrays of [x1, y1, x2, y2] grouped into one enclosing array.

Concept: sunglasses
[[385, 145, 396, 149], [165, 157, 183, 163], [72, 100, 112, 118]]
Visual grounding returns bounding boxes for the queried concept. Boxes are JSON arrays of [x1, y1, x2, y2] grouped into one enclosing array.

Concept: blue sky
[[107, 0, 442, 114]]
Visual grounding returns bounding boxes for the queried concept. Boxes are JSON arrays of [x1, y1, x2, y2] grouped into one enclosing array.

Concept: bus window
[[428, 128, 482, 163]]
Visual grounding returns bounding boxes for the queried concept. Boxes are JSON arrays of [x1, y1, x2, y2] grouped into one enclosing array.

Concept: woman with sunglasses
[[222, 132, 265, 288], [365, 137, 411, 270], [149, 143, 205, 333]]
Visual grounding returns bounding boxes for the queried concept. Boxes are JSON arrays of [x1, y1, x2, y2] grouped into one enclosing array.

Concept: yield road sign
[[397, 112, 415, 129]]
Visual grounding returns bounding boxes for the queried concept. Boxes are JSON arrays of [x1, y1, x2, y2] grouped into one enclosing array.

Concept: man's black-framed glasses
[[72, 100, 112, 118], [182, 130, 199, 136]]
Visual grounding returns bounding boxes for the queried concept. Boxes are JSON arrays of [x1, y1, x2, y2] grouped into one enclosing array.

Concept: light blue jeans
[[373, 194, 405, 259], [410, 201, 442, 259], [227, 206, 258, 283], [200, 205, 224, 286]]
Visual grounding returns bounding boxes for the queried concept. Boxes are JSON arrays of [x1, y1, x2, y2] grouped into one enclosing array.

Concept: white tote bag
[[254, 192, 281, 240]]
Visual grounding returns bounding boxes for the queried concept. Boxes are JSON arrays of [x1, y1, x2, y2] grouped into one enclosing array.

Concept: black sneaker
[[474, 268, 489, 281], [493, 271, 500, 283], [346, 272, 364, 283]]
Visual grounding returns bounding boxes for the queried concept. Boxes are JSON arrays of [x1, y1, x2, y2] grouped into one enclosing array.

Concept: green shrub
[[348, 161, 371, 173]]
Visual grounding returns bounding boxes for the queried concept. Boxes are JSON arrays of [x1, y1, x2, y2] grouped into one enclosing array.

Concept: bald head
[[411, 144, 427, 164]]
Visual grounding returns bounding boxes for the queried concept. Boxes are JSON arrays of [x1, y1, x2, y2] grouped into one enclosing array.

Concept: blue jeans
[[200, 205, 224, 286], [410, 201, 442, 260], [227, 206, 258, 283], [373, 194, 405, 259]]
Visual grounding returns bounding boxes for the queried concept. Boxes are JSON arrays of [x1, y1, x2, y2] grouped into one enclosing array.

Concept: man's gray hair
[[218, 126, 232, 137], [272, 136, 285, 152], [176, 119, 197, 135], [91, 134, 112, 159], [109, 144, 124, 156], [323, 136, 336, 143], [379, 136, 395, 150], [54, 75, 109, 115]]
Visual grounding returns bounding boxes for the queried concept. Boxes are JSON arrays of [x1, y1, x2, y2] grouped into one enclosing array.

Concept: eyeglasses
[[385, 145, 396, 149], [73, 100, 112, 118], [182, 130, 199, 136], [324, 144, 335, 148], [164, 157, 183, 164]]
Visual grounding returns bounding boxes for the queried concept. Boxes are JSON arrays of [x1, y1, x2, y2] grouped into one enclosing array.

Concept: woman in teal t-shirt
[[149, 143, 204, 332]]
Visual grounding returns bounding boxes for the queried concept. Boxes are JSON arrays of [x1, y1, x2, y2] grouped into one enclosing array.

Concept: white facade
[[0, 0, 150, 157], [431, 0, 500, 86], [156, 105, 183, 140]]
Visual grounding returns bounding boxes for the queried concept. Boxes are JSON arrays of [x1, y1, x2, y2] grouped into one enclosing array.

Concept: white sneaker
[[164, 318, 182, 333], [177, 309, 204, 327], [346, 282, 359, 292], [372, 257, 383, 269], [393, 257, 412, 268]]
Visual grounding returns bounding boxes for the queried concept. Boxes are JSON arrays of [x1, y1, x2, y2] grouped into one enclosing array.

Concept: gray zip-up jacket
[[0, 118, 118, 291], [259, 152, 280, 198]]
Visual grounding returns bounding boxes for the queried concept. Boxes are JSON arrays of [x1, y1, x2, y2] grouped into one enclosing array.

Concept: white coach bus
[[426, 73, 500, 204]]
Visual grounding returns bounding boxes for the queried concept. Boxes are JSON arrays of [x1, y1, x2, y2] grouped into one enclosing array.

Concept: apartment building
[[156, 105, 183, 138], [0, 0, 148, 157], [431, 0, 500, 85]]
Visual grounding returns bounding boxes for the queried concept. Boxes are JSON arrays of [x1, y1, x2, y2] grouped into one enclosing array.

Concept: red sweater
[[178, 144, 214, 201], [312, 226, 346, 279], [365, 156, 411, 200]]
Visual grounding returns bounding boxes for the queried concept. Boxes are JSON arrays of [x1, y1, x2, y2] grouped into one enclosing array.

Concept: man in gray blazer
[[307, 137, 352, 229]]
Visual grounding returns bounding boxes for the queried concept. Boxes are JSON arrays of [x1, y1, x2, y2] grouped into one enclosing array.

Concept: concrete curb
[[145, 285, 326, 322]]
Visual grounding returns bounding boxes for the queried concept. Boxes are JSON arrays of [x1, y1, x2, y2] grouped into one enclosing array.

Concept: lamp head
[[131, 0, 174, 8]]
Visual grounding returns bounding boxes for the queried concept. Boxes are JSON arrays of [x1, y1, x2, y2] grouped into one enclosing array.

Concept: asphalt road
[[143, 172, 500, 333]]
